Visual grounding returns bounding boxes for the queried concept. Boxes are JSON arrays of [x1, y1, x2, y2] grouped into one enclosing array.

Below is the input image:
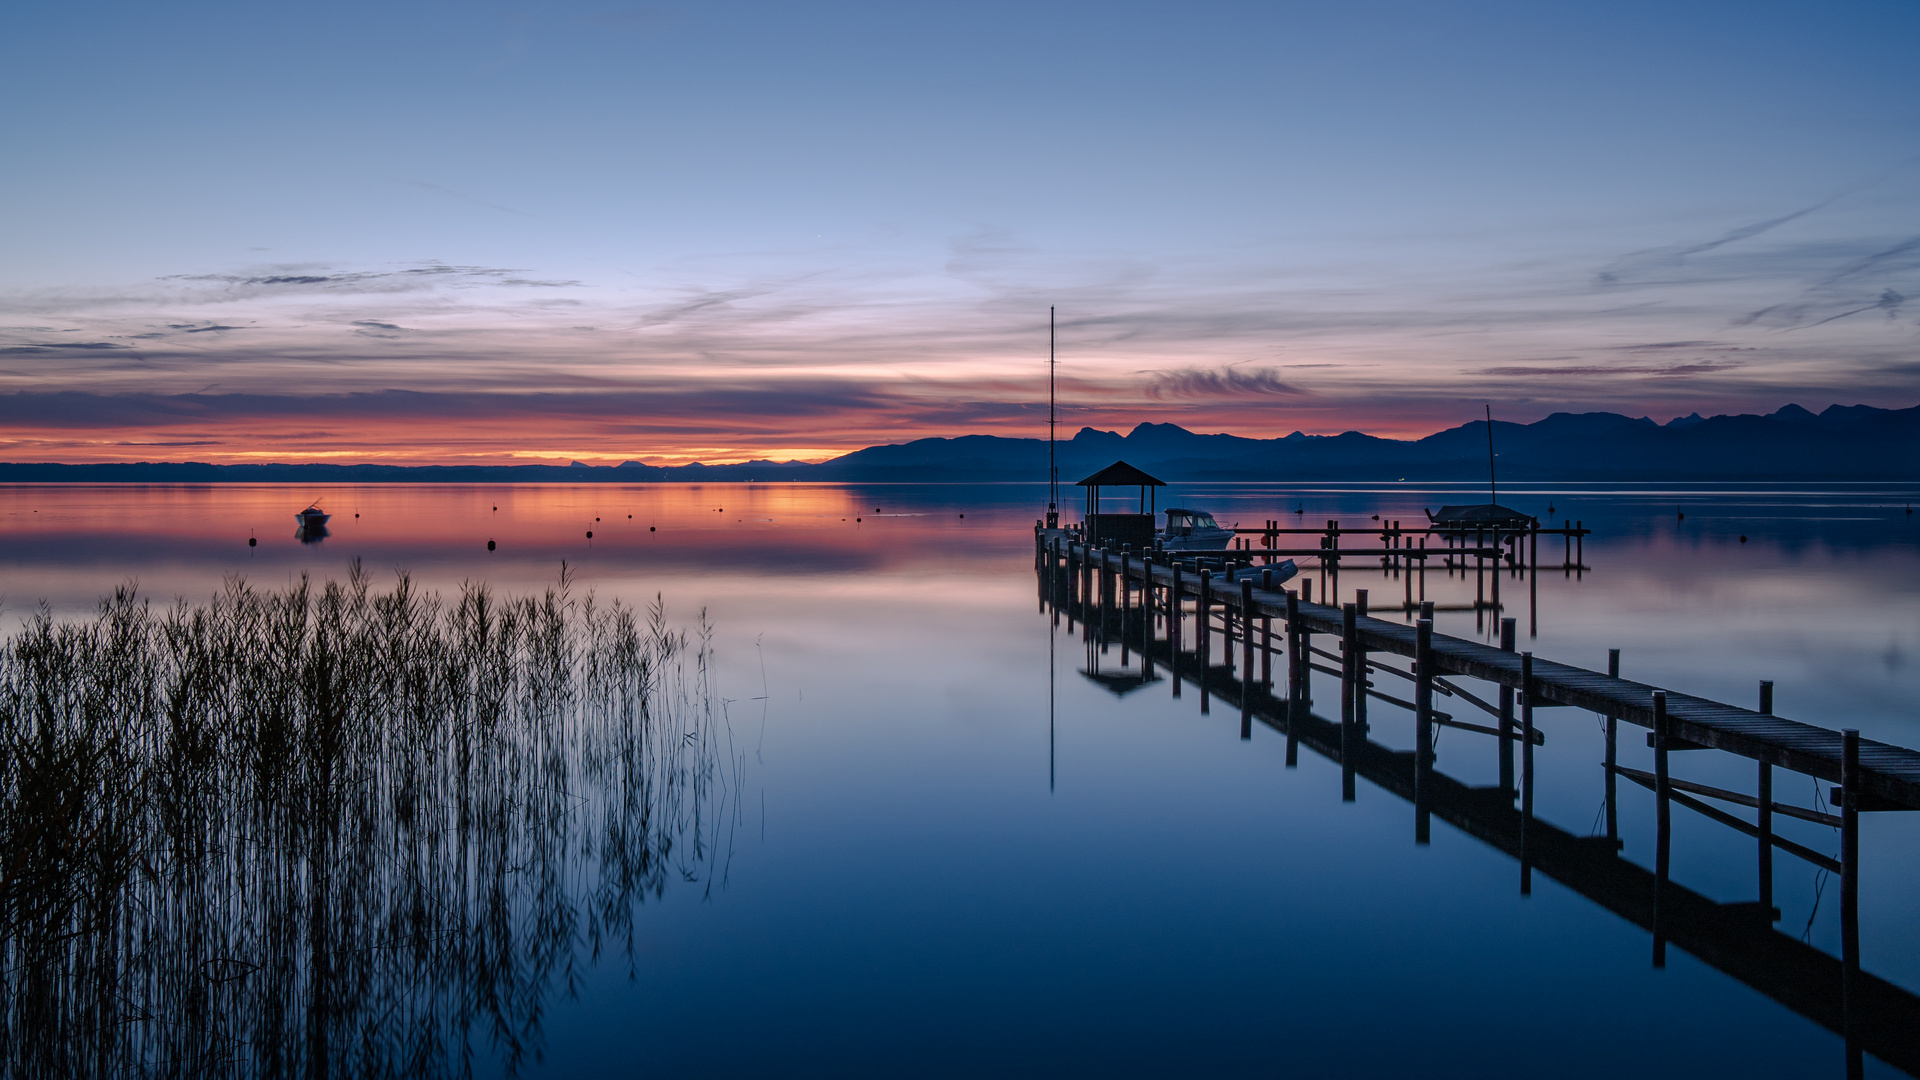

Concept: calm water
[[2, 481, 1918, 1077]]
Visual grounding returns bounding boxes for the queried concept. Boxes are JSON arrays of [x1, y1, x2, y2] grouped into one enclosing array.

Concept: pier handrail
[[1063, 539, 1920, 811]]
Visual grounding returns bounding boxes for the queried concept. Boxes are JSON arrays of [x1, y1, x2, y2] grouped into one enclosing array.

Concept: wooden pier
[[1041, 531, 1917, 1078]]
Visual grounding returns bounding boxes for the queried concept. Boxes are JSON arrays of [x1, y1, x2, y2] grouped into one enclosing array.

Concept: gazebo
[[1076, 460, 1166, 549]]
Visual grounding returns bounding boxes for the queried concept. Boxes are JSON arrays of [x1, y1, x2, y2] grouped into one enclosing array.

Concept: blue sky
[[2, 0, 1916, 462]]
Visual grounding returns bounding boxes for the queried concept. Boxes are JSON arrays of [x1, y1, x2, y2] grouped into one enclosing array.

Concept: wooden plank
[[1083, 539, 1920, 809]]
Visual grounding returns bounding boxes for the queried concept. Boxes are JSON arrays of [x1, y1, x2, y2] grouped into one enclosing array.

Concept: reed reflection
[[0, 563, 737, 1078]]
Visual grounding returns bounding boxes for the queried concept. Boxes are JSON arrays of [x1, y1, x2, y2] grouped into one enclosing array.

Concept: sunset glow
[[2, 2, 1915, 464]]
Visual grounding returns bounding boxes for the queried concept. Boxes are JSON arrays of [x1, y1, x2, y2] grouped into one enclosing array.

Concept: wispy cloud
[[1, 213, 1916, 461], [1143, 365, 1308, 400], [1472, 361, 1743, 378]]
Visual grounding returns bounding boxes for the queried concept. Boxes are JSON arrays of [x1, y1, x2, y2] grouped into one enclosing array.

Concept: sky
[[2, 0, 1917, 465]]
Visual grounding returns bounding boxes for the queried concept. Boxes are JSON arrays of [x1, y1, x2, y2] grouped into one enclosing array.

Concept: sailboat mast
[[1485, 403, 1498, 507], [1047, 306, 1058, 526]]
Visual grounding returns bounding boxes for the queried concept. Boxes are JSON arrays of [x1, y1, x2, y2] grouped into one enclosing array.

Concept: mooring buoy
[[487, 539, 496, 551]]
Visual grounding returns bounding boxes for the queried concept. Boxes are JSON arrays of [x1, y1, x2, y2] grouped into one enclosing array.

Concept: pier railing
[[1040, 532, 1917, 1079]]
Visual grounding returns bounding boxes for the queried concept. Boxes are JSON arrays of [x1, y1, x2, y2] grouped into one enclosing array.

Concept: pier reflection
[[0, 568, 737, 1078], [1042, 542, 1918, 1079]]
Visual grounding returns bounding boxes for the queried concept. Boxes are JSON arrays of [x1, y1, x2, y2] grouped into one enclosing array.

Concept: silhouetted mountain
[[3, 403, 1914, 483]]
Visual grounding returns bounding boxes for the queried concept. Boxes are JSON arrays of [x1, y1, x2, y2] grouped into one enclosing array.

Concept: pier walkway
[[1041, 534, 1920, 1077], [1051, 536, 1920, 810]]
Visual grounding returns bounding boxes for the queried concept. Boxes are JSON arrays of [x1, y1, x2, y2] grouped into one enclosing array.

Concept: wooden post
[[1653, 689, 1670, 967], [1066, 543, 1078, 634], [1521, 651, 1535, 894], [1576, 520, 1584, 576], [1329, 519, 1340, 603], [1170, 563, 1183, 699], [1299, 584, 1314, 709], [1199, 569, 1212, 715], [1414, 618, 1434, 843], [1489, 529, 1501, 621], [1605, 648, 1620, 842], [1082, 545, 1094, 641], [1342, 602, 1358, 802], [1475, 529, 1486, 631], [1284, 589, 1301, 769], [1140, 555, 1155, 683], [1049, 538, 1061, 611], [1758, 680, 1774, 912], [1284, 588, 1300, 700], [1219, 569, 1233, 675], [1099, 547, 1112, 655], [1842, 727, 1862, 1080], [1260, 569, 1274, 689], [1498, 617, 1516, 794], [1528, 535, 1539, 639], [1354, 589, 1369, 735], [1240, 578, 1256, 740], [1240, 579, 1256, 688]]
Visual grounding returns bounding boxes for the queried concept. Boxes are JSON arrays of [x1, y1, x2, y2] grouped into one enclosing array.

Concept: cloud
[[1609, 340, 1723, 351], [2, 222, 1918, 460], [1735, 234, 1920, 328], [1472, 361, 1743, 378], [1595, 201, 1833, 286], [0, 341, 129, 354], [1143, 365, 1308, 401]]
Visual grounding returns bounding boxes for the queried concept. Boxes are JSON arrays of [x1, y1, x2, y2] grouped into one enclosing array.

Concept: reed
[[0, 561, 735, 1078]]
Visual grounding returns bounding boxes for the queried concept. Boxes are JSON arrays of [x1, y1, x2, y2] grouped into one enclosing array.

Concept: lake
[[1, 480, 1917, 1078]]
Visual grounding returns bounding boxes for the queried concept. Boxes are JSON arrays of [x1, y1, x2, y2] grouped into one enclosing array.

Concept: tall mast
[[1485, 403, 1498, 507], [1047, 306, 1058, 527]]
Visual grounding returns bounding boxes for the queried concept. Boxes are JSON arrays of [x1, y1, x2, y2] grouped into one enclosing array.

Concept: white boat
[[296, 505, 330, 527], [1159, 508, 1234, 551]]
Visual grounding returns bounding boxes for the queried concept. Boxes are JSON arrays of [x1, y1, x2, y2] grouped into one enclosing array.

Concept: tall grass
[[0, 561, 736, 1079]]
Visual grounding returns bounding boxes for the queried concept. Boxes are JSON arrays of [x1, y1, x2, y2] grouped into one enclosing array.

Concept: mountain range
[[3, 403, 1915, 483]]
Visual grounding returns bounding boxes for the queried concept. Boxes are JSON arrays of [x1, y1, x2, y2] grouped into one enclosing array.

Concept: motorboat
[[1159, 508, 1234, 551], [296, 504, 331, 528], [1217, 559, 1300, 587]]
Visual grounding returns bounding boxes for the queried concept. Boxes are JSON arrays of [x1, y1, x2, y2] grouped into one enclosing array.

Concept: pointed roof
[[1075, 460, 1166, 487]]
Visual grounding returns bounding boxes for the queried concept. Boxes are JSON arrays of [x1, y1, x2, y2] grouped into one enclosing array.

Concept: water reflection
[[295, 522, 329, 543], [0, 564, 736, 1078], [1044, 544, 1919, 1078]]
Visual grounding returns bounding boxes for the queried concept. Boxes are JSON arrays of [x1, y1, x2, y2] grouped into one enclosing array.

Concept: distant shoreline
[[6, 403, 1916, 483]]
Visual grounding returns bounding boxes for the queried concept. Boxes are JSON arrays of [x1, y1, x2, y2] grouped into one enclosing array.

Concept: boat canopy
[[1425, 503, 1534, 528], [1163, 508, 1220, 532]]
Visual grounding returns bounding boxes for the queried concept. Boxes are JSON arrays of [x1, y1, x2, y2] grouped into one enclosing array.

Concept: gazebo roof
[[1075, 460, 1166, 488]]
